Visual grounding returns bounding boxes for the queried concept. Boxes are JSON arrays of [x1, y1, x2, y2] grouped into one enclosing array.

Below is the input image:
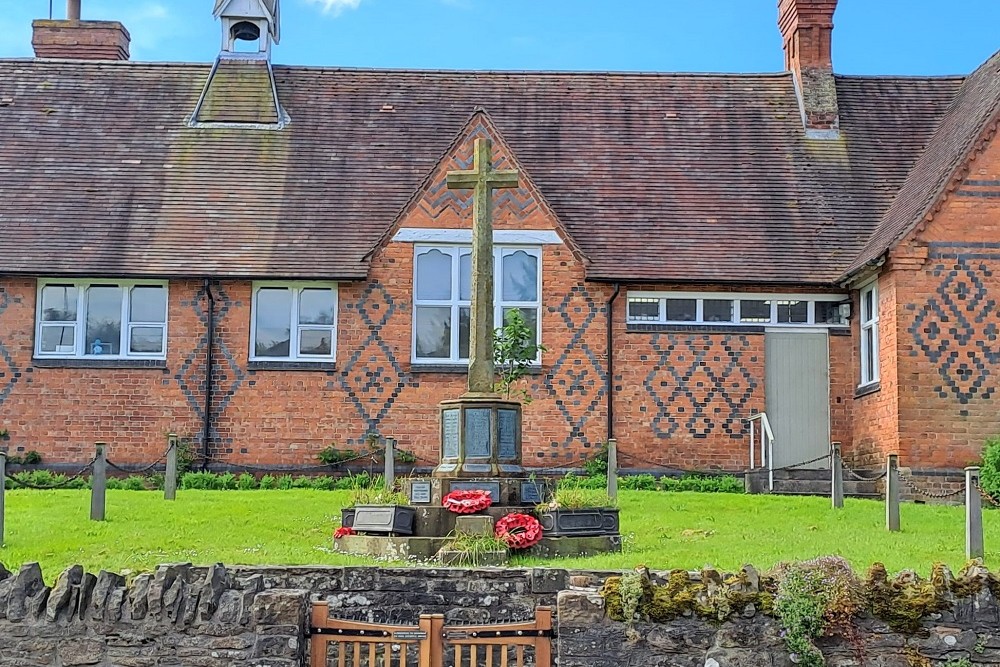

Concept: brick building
[[0, 0, 998, 481]]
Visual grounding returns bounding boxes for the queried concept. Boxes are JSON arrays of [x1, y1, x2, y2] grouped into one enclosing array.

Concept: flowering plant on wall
[[443, 489, 493, 514], [333, 526, 356, 539], [494, 513, 543, 550]]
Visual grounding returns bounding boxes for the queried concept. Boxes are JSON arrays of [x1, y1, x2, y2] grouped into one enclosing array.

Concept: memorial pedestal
[[433, 395, 524, 478]]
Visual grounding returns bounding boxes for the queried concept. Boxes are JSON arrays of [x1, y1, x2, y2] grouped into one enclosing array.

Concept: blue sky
[[2, 0, 998, 75]]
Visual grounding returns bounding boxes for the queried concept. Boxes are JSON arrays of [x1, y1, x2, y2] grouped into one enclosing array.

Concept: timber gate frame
[[310, 602, 553, 667]]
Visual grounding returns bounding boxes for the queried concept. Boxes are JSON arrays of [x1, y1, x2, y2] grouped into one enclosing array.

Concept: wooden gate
[[310, 603, 552, 667]]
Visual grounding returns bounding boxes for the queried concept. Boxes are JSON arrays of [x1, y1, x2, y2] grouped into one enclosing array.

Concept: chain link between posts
[[106, 444, 173, 475], [895, 468, 966, 499], [973, 479, 1000, 508], [5, 456, 97, 490]]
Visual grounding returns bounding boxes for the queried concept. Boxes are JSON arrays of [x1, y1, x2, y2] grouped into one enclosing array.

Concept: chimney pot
[[32, 19, 131, 61], [67, 0, 81, 21]]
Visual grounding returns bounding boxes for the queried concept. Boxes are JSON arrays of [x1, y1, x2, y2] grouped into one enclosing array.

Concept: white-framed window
[[626, 291, 850, 327], [859, 281, 879, 386], [412, 245, 541, 363], [250, 283, 338, 362], [35, 280, 168, 359]]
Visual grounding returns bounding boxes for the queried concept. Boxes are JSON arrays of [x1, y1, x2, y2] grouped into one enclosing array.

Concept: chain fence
[[895, 468, 967, 500], [106, 445, 173, 475], [5, 456, 97, 490]]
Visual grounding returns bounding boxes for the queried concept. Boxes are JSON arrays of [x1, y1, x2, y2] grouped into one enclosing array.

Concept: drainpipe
[[606, 283, 621, 441], [202, 279, 216, 471]]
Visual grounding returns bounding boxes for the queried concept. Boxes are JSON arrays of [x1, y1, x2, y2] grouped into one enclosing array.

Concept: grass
[[1, 489, 997, 580]]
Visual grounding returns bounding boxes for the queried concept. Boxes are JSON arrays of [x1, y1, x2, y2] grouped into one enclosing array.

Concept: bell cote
[[213, 0, 280, 57]]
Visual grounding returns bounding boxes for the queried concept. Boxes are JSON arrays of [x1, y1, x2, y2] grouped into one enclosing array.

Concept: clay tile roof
[[846, 50, 1000, 278], [193, 59, 281, 126], [0, 60, 967, 283]]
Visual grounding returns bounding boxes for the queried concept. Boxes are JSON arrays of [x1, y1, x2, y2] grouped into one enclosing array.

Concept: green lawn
[[1, 489, 997, 580]]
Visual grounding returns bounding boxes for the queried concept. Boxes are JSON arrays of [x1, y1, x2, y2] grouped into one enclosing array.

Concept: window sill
[[247, 361, 337, 372], [32, 358, 167, 370], [410, 364, 545, 375], [854, 381, 881, 399], [627, 323, 767, 334]]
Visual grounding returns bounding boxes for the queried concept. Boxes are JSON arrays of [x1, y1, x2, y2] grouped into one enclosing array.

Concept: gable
[[372, 111, 585, 262]]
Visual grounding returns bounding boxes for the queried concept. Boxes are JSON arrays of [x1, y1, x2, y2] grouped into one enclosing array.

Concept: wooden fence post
[[831, 442, 844, 509], [886, 454, 900, 532], [91, 442, 107, 522], [164, 433, 178, 501], [607, 438, 618, 502], [966, 466, 984, 560], [384, 437, 395, 491], [0, 449, 6, 545]]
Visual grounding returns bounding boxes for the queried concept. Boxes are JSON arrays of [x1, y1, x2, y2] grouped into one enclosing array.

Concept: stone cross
[[447, 138, 520, 395]]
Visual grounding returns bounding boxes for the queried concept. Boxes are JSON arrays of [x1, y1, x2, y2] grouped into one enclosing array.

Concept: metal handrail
[[746, 412, 775, 491]]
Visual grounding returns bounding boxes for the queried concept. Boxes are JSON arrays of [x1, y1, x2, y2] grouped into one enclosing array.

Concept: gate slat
[[338, 641, 346, 667], [485, 645, 494, 667], [516, 645, 524, 667], [353, 642, 361, 667], [471, 645, 477, 667], [500, 645, 508, 667]]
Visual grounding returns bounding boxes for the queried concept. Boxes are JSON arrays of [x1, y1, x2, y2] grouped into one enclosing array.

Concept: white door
[[765, 330, 830, 469]]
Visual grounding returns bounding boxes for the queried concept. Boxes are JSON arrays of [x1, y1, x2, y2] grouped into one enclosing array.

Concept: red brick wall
[[886, 131, 1000, 470]]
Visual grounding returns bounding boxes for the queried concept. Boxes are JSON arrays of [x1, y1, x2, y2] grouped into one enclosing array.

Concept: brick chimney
[[778, 0, 839, 136], [32, 0, 130, 61]]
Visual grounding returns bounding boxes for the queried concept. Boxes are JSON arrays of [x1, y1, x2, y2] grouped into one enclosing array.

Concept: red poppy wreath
[[442, 489, 493, 514], [333, 526, 356, 539], [494, 513, 543, 550]]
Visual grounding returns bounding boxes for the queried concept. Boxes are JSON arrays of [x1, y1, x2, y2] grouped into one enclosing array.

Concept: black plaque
[[393, 631, 428, 641], [409, 481, 432, 504], [450, 481, 501, 498]]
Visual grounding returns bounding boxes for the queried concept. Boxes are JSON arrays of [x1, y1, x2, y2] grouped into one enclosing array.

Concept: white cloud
[[304, 0, 362, 17]]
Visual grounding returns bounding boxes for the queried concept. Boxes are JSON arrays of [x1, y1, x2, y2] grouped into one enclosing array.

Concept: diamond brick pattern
[[334, 282, 417, 444], [643, 334, 758, 439], [909, 247, 1000, 406], [174, 282, 246, 449], [417, 122, 539, 222], [0, 288, 20, 407], [542, 286, 606, 451]]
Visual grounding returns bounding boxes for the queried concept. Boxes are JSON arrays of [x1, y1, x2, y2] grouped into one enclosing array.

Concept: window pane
[[864, 327, 875, 382], [415, 306, 451, 358], [460, 253, 472, 301], [416, 249, 452, 301], [41, 285, 78, 322], [664, 299, 696, 322], [255, 288, 292, 357], [863, 288, 874, 322], [740, 300, 770, 323], [130, 326, 164, 354], [815, 302, 845, 325], [703, 299, 733, 322], [40, 325, 74, 353], [502, 250, 538, 302], [502, 307, 539, 345], [299, 329, 333, 356], [777, 300, 808, 324], [130, 286, 166, 323], [628, 299, 660, 321], [85, 286, 122, 355], [458, 307, 471, 359], [299, 289, 335, 325]]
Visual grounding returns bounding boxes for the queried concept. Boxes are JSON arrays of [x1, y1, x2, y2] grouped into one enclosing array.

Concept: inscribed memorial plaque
[[465, 408, 492, 458], [409, 481, 432, 504], [451, 481, 501, 499], [498, 409, 517, 459], [442, 409, 460, 459]]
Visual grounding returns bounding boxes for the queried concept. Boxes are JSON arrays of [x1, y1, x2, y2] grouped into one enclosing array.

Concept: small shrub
[[276, 475, 295, 490], [216, 472, 237, 490], [583, 443, 609, 478], [317, 445, 359, 467], [292, 475, 316, 489], [980, 436, 1000, 498], [181, 472, 218, 490], [620, 474, 657, 491], [121, 476, 149, 491], [542, 487, 615, 510], [148, 473, 165, 490], [311, 476, 340, 491], [236, 473, 257, 490], [349, 475, 409, 506], [258, 474, 277, 490], [661, 474, 744, 494], [8, 470, 87, 490], [559, 471, 607, 490]]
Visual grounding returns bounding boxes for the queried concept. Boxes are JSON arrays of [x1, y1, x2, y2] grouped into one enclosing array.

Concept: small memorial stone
[[409, 481, 432, 504]]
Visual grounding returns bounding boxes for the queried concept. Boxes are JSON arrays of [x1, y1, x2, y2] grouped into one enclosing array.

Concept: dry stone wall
[[2, 563, 1000, 666]]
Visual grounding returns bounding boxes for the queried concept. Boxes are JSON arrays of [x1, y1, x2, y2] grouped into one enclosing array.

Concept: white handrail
[[746, 412, 776, 492]]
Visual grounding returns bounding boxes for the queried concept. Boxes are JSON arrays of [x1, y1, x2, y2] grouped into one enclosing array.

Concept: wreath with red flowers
[[333, 526, 356, 539], [442, 489, 493, 514], [494, 513, 543, 550]]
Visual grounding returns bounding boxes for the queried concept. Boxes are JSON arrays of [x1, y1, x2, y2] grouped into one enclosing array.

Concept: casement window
[[250, 283, 338, 361], [859, 282, 879, 386], [413, 245, 541, 363], [35, 281, 168, 359], [626, 292, 849, 327]]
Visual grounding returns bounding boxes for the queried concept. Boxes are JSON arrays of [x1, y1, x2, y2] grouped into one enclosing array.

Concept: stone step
[[745, 468, 881, 498]]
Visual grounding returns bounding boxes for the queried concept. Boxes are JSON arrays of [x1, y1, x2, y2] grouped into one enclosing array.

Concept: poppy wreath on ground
[[333, 526, 356, 539], [442, 489, 493, 514], [494, 513, 543, 550]]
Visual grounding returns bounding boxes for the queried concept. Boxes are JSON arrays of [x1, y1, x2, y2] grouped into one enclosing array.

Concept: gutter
[[606, 283, 621, 441], [202, 279, 216, 471]]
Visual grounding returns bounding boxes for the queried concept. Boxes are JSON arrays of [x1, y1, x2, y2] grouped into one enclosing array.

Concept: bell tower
[[213, 0, 280, 57]]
